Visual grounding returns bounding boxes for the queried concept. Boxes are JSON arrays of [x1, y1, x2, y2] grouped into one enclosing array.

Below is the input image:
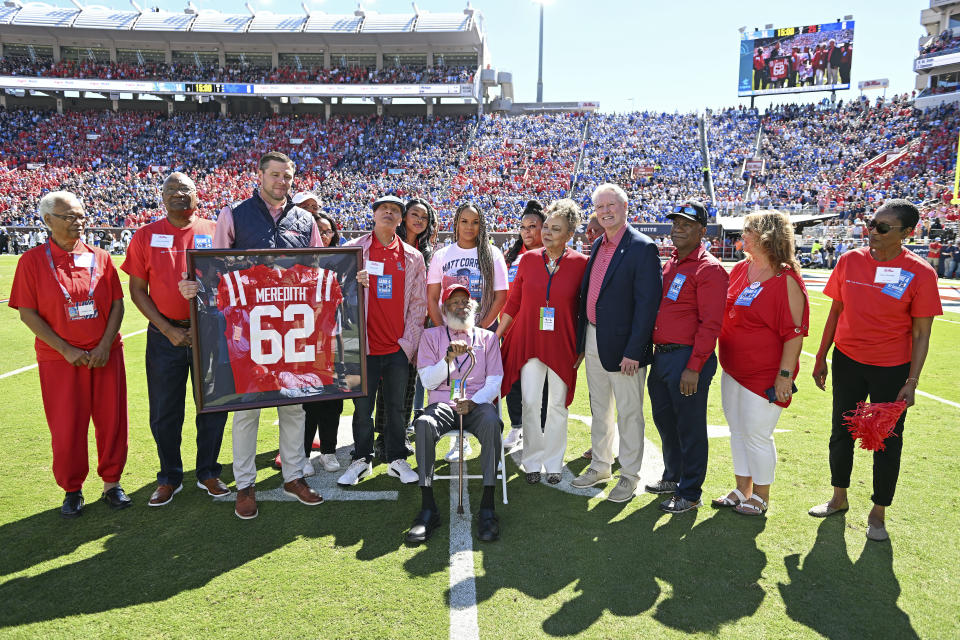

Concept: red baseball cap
[[441, 283, 470, 305]]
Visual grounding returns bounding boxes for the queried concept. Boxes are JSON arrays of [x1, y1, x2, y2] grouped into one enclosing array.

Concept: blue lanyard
[[445, 326, 475, 375], [45, 240, 98, 303], [542, 249, 566, 305]]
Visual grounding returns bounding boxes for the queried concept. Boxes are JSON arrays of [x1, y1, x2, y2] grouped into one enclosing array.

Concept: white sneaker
[[337, 459, 372, 486], [301, 458, 316, 478], [503, 427, 522, 449], [387, 458, 419, 484], [319, 453, 340, 472], [444, 436, 473, 462]]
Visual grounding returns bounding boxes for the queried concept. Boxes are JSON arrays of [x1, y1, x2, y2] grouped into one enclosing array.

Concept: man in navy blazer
[[572, 183, 662, 503]]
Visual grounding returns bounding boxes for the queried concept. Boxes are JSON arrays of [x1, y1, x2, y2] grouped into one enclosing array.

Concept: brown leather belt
[[167, 318, 191, 329]]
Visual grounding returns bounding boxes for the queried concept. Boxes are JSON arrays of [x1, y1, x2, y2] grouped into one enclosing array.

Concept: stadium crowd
[[0, 56, 475, 85]]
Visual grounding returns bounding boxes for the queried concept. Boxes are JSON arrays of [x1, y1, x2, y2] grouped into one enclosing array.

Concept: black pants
[[303, 398, 343, 456], [829, 348, 910, 507], [352, 349, 409, 462]]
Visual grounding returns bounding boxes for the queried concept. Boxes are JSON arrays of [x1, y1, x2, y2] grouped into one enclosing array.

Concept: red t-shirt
[[366, 235, 407, 356], [824, 247, 942, 366], [121, 216, 216, 321], [216, 263, 343, 393], [718, 261, 809, 407], [9, 240, 123, 362], [928, 241, 942, 258]]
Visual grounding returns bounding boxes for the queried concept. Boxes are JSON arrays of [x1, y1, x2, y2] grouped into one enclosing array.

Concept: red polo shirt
[[121, 215, 216, 321], [586, 224, 627, 325], [9, 240, 123, 362], [367, 234, 407, 355], [652, 244, 729, 372]]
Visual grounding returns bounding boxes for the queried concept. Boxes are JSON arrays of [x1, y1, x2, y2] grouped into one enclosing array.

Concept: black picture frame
[[186, 247, 367, 414]]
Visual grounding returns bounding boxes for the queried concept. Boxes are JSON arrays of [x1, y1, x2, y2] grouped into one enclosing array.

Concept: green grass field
[[1, 253, 958, 639]]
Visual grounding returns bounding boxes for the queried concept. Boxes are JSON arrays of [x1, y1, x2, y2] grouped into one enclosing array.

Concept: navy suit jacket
[[576, 224, 662, 372]]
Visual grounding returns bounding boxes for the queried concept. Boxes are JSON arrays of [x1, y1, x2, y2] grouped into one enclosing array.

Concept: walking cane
[[456, 350, 477, 516]]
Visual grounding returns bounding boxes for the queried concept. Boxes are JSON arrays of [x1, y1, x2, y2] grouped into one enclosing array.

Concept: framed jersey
[[186, 247, 367, 413]]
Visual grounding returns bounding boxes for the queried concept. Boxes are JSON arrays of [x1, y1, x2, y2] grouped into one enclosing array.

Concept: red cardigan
[[500, 248, 588, 406]]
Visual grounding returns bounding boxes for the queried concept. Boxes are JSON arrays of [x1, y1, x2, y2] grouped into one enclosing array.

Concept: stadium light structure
[[532, 0, 553, 103]]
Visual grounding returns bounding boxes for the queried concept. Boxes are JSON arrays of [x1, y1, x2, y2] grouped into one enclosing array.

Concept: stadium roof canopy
[[0, 3, 483, 47]]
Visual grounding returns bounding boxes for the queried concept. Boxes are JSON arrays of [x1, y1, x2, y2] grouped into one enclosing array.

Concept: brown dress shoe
[[197, 477, 230, 497], [235, 486, 258, 519], [283, 478, 323, 506], [148, 483, 182, 507]]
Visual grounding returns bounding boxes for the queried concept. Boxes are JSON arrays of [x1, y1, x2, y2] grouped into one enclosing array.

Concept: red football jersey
[[217, 263, 343, 394]]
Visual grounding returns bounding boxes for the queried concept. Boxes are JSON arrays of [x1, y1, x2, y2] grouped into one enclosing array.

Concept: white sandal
[[734, 495, 768, 516], [711, 488, 747, 508]]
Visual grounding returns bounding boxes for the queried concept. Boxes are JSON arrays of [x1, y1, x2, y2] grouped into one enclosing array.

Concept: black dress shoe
[[102, 486, 132, 510], [61, 490, 84, 519], [477, 508, 500, 542], [405, 508, 441, 544]]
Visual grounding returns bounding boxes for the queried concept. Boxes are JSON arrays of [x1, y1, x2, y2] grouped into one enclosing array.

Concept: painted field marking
[[0, 328, 147, 380]]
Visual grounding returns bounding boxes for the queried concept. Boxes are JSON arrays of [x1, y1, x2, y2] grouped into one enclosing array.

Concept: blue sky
[[146, 0, 924, 112]]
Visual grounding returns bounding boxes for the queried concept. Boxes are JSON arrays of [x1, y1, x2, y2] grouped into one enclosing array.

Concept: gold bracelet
[[905, 377, 919, 385]]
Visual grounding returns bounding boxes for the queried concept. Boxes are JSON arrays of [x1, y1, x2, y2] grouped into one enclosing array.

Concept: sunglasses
[[673, 206, 703, 219], [867, 220, 906, 234]]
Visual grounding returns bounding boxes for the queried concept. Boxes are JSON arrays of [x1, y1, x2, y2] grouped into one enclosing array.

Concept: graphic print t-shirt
[[217, 263, 343, 394], [427, 243, 508, 317]]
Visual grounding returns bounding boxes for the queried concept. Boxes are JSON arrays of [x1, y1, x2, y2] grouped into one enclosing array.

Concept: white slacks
[[232, 403, 308, 490], [519, 358, 569, 474], [720, 372, 782, 485], [584, 324, 646, 482]]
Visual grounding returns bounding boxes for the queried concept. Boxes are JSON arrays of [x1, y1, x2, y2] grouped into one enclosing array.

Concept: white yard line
[[0, 328, 147, 380], [800, 351, 960, 409], [448, 459, 480, 640]]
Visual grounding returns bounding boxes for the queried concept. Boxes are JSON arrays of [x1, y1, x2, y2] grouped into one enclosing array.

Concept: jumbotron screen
[[738, 20, 855, 97]]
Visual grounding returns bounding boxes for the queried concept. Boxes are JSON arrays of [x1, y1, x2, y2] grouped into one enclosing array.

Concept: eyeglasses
[[320, 230, 335, 237], [867, 220, 906, 234], [48, 213, 86, 224]]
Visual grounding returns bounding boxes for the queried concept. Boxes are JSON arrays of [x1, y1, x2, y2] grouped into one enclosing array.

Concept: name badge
[[376, 274, 393, 299], [874, 266, 901, 284], [366, 260, 385, 276], [65, 300, 98, 320], [881, 270, 915, 300], [540, 307, 555, 331], [666, 273, 687, 301], [151, 234, 174, 249], [450, 378, 464, 401], [73, 253, 94, 268], [469, 274, 482, 298], [193, 234, 213, 249], [734, 282, 763, 306], [508, 264, 519, 283]]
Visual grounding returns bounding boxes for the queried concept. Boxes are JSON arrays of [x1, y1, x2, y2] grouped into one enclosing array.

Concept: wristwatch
[[779, 369, 791, 378]]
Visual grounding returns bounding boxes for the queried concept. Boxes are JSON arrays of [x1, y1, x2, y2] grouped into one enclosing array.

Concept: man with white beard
[[405, 283, 504, 545]]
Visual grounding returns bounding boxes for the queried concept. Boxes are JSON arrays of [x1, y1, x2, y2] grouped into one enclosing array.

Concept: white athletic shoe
[[503, 427, 522, 449], [301, 458, 316, 478], [444, 436, 473, 462], [337, 459, 372, 486], [387, 459, 419, 484], [319, 453, 341, 472]]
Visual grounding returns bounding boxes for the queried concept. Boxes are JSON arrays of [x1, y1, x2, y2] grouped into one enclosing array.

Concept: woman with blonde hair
[[714, 210, 809, 516]]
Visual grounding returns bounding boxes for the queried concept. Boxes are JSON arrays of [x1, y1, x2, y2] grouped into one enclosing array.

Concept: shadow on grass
[[778, 516, 919, 639], [0, 451, 416, 629]]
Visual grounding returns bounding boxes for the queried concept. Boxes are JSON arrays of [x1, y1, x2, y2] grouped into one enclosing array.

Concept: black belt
[[167, 317, 191, 329], [654, 343, 689, 354]]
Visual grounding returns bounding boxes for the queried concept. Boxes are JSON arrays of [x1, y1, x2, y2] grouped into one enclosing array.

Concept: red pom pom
[[842, 401, 907, 452]]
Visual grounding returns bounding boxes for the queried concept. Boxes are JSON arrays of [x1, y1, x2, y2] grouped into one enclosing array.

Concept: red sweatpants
[[38, 346, 129, 492]]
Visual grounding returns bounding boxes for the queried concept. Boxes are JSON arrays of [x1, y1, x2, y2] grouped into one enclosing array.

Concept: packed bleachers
[[2, 97, 960, 234], [0, 56, 475, 85]]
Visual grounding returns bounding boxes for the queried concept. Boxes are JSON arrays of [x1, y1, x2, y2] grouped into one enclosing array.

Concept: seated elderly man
[[406, 283, 504, 545]]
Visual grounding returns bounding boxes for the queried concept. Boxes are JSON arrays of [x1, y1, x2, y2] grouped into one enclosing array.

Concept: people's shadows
[[778, 517, 919, 640], [0, 455, 413, 629]]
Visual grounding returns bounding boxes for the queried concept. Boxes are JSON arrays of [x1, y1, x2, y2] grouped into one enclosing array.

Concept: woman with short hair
[[715, 210, 809, 516], [809, 199, 941, 541], [496, 199, 588, 484]]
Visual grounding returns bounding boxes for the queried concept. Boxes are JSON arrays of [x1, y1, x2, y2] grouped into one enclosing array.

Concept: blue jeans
[[145, 324, 227, 486], [647, 347, 717, 502], [945, 258, 957, 279], [352, 348, 410, 463]]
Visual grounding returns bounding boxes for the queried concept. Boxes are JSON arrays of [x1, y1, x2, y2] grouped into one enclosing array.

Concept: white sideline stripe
[[0, 328, 147, 380], [800, 351, 960, 409], [448, 459, 480, 640]]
